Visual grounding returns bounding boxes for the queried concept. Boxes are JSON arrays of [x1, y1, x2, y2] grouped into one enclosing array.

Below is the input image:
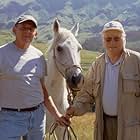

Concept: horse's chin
[[66, 74, 84, 92], [69, 87, 80, 92]]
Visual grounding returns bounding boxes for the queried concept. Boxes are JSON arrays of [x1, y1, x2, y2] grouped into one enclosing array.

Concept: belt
[[104, 113, 117, 118], [1, 103, 41, 112]]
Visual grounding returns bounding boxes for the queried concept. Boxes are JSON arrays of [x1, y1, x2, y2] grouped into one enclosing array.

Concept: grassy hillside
[[0, 30, 13, 45], [81, 49, 99, 73], [1, 0, 140, 51]]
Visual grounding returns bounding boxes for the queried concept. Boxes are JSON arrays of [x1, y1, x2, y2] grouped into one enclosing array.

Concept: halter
[[53, 47, 82, 79], [53, 45, 82, 105]]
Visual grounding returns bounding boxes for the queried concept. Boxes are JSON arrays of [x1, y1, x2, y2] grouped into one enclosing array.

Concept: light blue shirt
[[102, 54, 123, 116]]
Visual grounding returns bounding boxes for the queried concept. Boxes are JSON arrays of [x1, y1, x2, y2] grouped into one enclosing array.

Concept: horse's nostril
[[71, 74, 81, 85], [72, 75, 76, 84]]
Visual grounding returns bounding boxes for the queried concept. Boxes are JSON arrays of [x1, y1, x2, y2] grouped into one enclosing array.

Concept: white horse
[[45, 19, 84, 140]]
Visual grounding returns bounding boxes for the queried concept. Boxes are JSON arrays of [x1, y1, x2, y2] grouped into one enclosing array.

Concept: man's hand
[[65, 106, 75, 118], [56, 114, 71, 127]]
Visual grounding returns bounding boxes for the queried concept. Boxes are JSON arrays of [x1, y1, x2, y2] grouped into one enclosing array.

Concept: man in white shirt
[[0, 14, 70, 140]]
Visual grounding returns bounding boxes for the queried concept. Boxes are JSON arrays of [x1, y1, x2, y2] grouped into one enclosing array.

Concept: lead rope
[[48, 86, 78, 140], [48, 123, 58, 140], [67, 84, 79, 106], [67, 86, 74, 106], [48, 122, 78, 140]]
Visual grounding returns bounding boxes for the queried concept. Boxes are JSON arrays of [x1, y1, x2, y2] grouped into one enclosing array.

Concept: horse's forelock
[[48, 27, 78, 53], [53, 28, 74, 42]]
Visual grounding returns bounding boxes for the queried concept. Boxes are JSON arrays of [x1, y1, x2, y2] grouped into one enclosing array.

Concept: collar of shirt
[[105, 53, 124, 67]]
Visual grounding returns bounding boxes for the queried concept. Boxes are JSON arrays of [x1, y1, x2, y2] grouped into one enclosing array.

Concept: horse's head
[[50, 19, 84, 91]]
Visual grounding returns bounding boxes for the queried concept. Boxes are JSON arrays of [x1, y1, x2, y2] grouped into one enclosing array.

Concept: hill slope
[[0, 0, 140, 51]]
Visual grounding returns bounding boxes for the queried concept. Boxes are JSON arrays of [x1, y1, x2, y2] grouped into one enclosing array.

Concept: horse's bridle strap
[[53, 47, 82, 78]]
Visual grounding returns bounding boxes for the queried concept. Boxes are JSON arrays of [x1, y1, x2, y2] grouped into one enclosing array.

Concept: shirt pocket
[[123, 120, 140, 140], [122, 73, 140, 96], [125, 120, 140, 127]]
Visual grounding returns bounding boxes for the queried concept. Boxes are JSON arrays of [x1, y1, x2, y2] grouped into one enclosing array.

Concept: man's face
[[13, 21, 37, 45], [103, 30, 125, 55]]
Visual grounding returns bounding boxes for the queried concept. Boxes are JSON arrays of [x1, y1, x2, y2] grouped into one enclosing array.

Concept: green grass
[[0, 30, 14, 45], [81, 50, 99, 73], [33, 41, 48, 54]]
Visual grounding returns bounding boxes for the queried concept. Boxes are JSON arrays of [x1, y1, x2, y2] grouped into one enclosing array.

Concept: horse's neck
[[47, 56, 65, 91], [46, 54, 69, 111]]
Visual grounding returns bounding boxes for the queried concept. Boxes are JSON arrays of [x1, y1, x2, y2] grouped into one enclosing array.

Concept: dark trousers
[[103, 113, 117, 140]]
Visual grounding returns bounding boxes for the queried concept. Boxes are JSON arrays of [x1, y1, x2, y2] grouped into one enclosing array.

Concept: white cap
[[15, 15, 38, 28], [102, 20, 125, 33]]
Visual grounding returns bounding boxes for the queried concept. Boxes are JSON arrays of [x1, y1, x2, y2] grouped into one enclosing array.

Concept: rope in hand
[[48, 83, 79, 140], [48, 122, 78, 140]]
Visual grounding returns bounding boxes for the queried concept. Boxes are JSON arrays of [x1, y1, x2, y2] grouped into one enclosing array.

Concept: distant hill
[[0, 0, 140, 51]]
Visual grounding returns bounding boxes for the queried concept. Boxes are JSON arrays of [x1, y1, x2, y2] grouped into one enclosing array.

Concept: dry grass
[[46, 112, 95, 140], [71, 112, 95, 140]]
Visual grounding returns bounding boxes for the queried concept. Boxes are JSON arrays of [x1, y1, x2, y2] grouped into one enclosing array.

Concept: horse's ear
[[53, 18, 60, 33], [70, 23, 79, 37]]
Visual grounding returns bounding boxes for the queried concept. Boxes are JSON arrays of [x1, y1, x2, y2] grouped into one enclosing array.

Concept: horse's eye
[[57, 46, 63, 52]]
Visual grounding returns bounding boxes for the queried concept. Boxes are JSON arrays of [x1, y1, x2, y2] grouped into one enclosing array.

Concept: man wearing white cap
[[66, 20, 140, 140], [0, 15, 70, 140]]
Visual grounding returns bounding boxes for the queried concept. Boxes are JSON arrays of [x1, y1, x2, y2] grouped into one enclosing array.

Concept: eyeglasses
[[104, 37, 122, 42]]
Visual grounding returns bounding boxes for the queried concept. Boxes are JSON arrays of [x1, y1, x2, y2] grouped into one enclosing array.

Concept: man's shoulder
[[125, 49, 140, 62], [30, 45, 43, 56], [90, 53, 105, 69], [0, 42, 13, 53], [0, 42, 11, 48], [125, 49, 140, 57], [95, 53, 105, 63]]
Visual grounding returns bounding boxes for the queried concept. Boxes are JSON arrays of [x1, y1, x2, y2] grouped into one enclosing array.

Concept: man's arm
[[40, 79, 70, 126], [66, 62, 96, 117]]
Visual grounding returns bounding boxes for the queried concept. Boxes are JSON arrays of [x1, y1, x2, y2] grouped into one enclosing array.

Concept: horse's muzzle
[[66, 72, 84, 91]]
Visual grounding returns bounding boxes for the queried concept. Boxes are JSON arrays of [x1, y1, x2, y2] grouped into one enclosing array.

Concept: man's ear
[[12, 26, 16, 35], [34, 31, 38, 39]]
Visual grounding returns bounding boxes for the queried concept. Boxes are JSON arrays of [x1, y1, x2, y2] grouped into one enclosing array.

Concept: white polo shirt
[[0, 42, 47, 108]]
